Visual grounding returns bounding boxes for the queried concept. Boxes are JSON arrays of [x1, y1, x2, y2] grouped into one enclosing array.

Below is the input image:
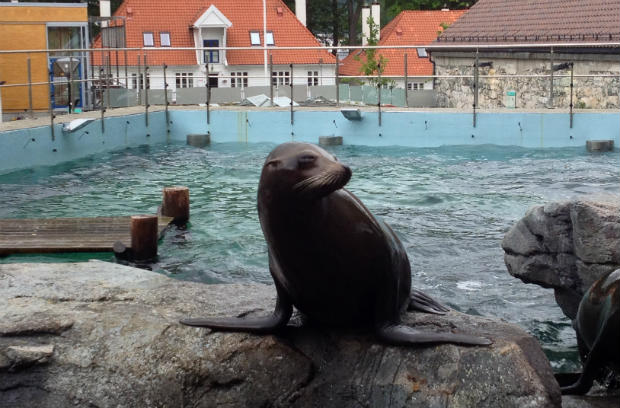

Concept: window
[[231, 72, 248, 88], [307, 71, 319, 86], [160, 32, 170, 47], [143, 32, 154, 47], [272, 71, 290, 86], [416, 47, 428, 58], [407, 82, 424, 91], [265, 31, 274, 46], [250, 31, 261, 46], [131, 73, 150, 89], [203, 39, 219, 63], [175, 73, 193, 89]]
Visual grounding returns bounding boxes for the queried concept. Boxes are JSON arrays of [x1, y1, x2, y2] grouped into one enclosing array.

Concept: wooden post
[[131, 215, 158, 260], [161, 186, 190, 225]]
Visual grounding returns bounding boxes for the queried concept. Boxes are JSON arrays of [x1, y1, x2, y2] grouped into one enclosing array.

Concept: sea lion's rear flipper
[[180, 294, 293, 334], [377, 324, 492, 346], [408, 289, 450, 314]]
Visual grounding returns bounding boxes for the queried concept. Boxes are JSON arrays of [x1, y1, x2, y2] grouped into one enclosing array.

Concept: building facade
[[0, 2, 89, 113], [92, 0, 336, 103], [430, 0, 620, 109]]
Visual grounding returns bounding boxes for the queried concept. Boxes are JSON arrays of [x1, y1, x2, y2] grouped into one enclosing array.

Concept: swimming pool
[[0, 142, 618, 371]]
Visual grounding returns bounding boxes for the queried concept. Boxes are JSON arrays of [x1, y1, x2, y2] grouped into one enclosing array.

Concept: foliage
[[355, 16, 389, 87]]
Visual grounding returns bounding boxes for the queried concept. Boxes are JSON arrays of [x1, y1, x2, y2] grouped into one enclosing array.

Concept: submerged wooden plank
[[0, 216, 173, 255]]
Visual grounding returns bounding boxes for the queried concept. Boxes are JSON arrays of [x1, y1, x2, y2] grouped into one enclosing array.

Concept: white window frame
[[143, 32, 154, 47], [250, 31, 261, 46], [160, 32, 170, 47], [407, 82, 424, 91], [307, 71, 319, 86], [265, 31, 274, 46], [175, 73, 194, 89], [231, 72, 248, 88], [272, 71, 290, 86]]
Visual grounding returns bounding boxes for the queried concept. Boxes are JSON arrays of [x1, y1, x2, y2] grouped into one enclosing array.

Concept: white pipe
[[361, 7, 370, 46], [263, 0, 268, 85], [295, 0, 306, 27]]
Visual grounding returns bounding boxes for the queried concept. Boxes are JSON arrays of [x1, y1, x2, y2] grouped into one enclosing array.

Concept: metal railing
[[0, 42, 618, 134]]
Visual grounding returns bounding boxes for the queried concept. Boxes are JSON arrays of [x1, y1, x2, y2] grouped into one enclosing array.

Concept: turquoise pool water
[[1, 142, 618, 371]]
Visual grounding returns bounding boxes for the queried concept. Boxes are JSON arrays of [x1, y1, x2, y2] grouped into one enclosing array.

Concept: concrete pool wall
[[1, 109, 618, 174]]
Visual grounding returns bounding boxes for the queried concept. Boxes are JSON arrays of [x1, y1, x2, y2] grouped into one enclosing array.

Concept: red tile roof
[[436, 0, 620, 44], [339, 9, 466, 77], [93, 0, 335, 66]]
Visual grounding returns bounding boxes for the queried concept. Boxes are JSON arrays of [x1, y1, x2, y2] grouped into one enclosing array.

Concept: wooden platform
[[0, 216, 173, 255]]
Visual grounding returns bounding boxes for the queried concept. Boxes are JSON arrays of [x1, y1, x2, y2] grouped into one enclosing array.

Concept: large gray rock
[[502, 199, 620, 320], [0, 261, 560, 407]]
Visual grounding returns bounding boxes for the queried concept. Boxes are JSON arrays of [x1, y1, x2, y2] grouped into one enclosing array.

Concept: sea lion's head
[[258, 142, 352, 202]]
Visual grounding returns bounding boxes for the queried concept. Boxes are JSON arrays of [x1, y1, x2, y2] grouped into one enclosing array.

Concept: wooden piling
[[161, 186, 190, 225], [131, 215, 158, 260]]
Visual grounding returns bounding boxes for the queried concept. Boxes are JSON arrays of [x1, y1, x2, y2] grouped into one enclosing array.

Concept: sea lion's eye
[[266, 160, 280, 168], [298, 155, 317, 166]]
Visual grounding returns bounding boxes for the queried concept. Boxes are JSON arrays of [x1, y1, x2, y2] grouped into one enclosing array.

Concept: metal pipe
[[548, 47, 555, 108], [206, 62, 210, 125], [4, 40, 620, 54], [163, 64, 169, 129], [290, 63, 294, 125], [335, 56, 340, 107], [404, 53, 408, 108], [106, 54, 111, 109], [137, 54, 142, 104], [27, 56, 33, 118], [377, 63, 382, 127], [49, 67, 54, 141], [144, 53, 149, 127], [269, 54, 274, 107], [473, 50, 479, 128], [569, 62, 574, 128], [68, 54, 73, 114], [100, 67, 105, 133]]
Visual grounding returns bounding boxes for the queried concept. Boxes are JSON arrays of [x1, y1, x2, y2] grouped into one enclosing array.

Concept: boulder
[[502, 199, 620, 320], [0, 261, 560, 408]]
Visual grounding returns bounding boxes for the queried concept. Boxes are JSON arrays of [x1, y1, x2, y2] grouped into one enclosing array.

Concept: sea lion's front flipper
[[560, 317, 614, 395], [377, 324, 492, 346], [408, 289, 450, 314], [180, 294, 293, 334]]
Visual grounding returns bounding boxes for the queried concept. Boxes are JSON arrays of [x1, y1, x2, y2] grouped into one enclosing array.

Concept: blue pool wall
[[1, 110, 618, 173]]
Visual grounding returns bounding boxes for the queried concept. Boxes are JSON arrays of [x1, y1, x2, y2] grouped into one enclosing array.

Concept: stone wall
[[433, 53, 620, 110]]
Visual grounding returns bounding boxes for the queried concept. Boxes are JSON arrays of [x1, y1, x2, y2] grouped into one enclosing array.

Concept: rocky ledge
[[0, 261, 560, 407], [502, 199, 620, 321]]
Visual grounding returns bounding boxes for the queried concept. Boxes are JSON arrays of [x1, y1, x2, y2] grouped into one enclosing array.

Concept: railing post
[[335, 56, 340, 107], [163, 63, 169, 130], [377, 63, 382, 127], [49, 67, 55, 141], [569, 62, 574, 128], [68, 54, 73, 114], [404, 53, 408, 108], [473, 49, 479, 128], [206, 62, 210, 125], [269, 54, 274, 107], [290, 63, 294, 125], [137, 54, 142, 105], [548, 47, 555, 108], [27, 56, 34, 118], [144, 53, 149, 127], [100, 67, 105, 133]]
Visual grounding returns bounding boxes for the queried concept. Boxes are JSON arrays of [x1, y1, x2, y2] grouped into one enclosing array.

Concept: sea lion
[[560, 269, 620, 394], [181, 142, 491, 346]]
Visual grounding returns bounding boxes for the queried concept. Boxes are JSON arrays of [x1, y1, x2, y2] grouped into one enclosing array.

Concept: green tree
[[355, 16, 390, 87]]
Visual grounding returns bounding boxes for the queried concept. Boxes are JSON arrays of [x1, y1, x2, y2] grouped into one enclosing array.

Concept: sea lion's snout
[[293, 161, 351, 199]]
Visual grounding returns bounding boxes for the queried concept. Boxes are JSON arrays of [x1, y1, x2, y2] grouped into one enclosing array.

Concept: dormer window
[[160, 32, 170, 47], [143, 32, 154, 47], [250, 31, 261, 46], [265, 31, 275, 46]]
